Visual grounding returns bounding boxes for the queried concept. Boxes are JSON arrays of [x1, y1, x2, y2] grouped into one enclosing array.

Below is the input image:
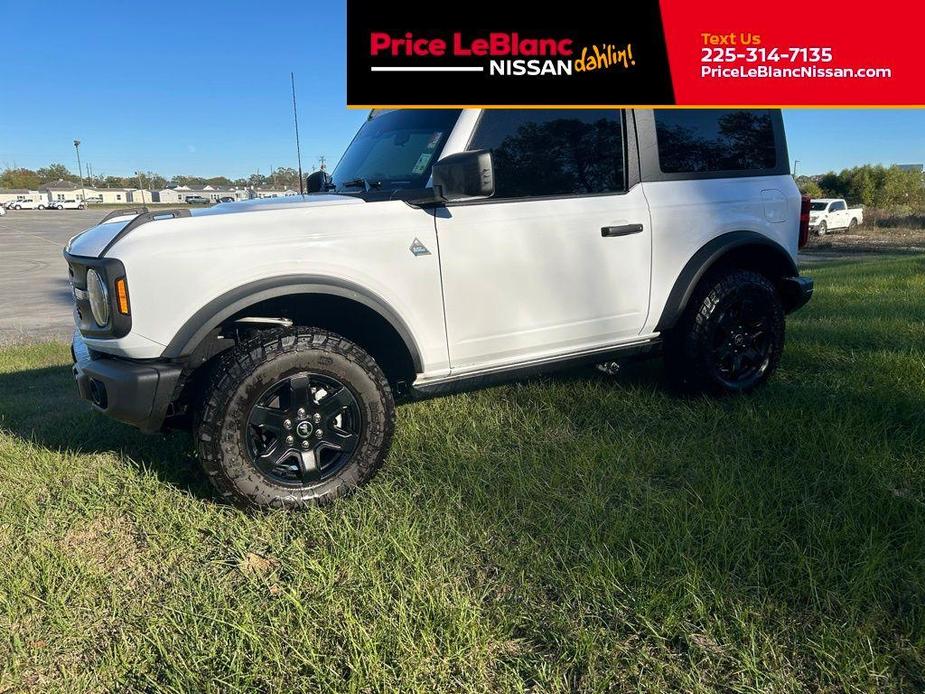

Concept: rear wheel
[[665, 269, 784, 394], [195, 328, 395, 509], [848, 218, 858, 231], [38, 204, 45, 210]]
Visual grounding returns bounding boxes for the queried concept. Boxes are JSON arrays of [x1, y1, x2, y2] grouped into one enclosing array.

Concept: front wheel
[[37, 205, 45, 210], [815, 221, 827, 236], [195, 328, 395, 509], [664, 269, 785, 394]]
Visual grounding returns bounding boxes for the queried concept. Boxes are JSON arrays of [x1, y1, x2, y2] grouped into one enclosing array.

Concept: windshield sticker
[[411, 153, 432, 174], [426, 132, 442, 150]]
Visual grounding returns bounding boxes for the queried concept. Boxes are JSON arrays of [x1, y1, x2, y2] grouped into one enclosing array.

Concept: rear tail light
[[798, 194, 811, 249]]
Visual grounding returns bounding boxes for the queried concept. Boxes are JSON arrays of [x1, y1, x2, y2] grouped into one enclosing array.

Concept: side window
[[833, 201, 846, 211], [654, 109, 777, 173], [468, 109, 624, 199]]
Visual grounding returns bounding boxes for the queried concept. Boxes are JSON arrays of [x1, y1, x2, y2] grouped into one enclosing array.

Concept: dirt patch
[[61, 515, 147, 588], [238, 551, 278, 577], [805, 226, 925, 254]]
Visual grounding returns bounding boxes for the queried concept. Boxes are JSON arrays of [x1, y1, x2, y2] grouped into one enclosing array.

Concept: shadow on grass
[[0, 362, 211, 501], [0, 358, 650, 504]]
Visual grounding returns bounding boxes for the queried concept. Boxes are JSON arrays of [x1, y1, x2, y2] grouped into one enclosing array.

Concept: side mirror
[[432, 149, 494, 201], [306, 170, 333, 193]]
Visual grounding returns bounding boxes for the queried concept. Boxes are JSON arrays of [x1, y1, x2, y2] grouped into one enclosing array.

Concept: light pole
[[792, 159, 800, 177], [73, 140, 86, 203]]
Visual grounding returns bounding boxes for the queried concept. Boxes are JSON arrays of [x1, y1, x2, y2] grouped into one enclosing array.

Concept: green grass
[[1, 256, 924, 692]]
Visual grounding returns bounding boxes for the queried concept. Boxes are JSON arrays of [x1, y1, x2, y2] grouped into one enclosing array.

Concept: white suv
[[50, 199, 87, 210], [10, 198, 47, 210], [66, 109, 813, 508]]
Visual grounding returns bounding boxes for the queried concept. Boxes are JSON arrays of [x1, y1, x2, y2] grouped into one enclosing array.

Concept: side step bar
[[410, 338, 661, 400]]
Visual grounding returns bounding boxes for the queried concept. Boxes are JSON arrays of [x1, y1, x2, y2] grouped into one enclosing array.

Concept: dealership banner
[[347, 0, 923, 107]]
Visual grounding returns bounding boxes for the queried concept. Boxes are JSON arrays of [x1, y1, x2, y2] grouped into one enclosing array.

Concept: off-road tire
[[664, 269, 784, 395], [815, 221, 827, 236], [848, 218, 858, 231], [195, 328, 395, 509]]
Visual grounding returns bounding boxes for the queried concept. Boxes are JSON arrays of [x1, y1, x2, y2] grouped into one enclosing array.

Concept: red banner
[[660, 0, 924, 105]]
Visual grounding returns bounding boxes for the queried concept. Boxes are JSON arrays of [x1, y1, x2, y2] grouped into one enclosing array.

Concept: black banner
[[347, 0, 675, 106]]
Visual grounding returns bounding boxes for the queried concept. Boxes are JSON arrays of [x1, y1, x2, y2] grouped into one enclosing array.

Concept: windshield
[[331, 109, 462, 193], [810, 202, 829, 211]]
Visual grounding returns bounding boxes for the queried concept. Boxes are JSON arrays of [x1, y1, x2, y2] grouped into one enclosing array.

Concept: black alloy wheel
[[245, 371, 362, 485], [664, 269, 784, 394], [196, 328, 395, 509], [708, 287, 774, 390]]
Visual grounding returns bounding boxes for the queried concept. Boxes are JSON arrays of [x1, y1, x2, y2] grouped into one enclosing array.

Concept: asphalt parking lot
[[0, 209, 104, 345]]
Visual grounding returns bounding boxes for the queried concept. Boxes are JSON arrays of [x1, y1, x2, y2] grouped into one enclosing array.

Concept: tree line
[[0, 164, 307, 191], [796, 164, 924, 211]]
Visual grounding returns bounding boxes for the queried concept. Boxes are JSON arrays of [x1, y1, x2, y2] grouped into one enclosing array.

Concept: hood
[[65, 194, 364, 258]]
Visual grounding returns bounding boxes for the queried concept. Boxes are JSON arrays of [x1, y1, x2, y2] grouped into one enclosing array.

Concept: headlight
[[86, 268, 110, 327]]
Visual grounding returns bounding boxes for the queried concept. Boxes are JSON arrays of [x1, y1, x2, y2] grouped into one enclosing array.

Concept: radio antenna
[[291, 72, 304, 195]]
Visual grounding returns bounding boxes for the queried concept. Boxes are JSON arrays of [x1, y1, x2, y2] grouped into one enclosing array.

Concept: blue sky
[[1, 2, 922, 179]]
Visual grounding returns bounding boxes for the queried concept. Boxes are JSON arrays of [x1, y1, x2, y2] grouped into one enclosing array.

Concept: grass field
[[1, 255, 924, 692]]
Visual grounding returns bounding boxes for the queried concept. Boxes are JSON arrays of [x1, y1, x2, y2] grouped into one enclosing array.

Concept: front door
[[435, 110, 652, 372]]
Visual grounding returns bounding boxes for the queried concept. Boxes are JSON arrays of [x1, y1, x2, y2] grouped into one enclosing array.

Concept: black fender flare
[[162, 275, 423, 372], [655, 231, 798, 332]]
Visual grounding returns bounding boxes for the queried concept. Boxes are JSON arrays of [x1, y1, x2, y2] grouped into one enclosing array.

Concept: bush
[[865, 208, 925, 229], [796, 179, 823, 197], [815, 165, 925, 209]]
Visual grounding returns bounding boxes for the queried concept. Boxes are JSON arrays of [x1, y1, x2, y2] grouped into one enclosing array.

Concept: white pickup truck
[[66, 108, 813, 508], [809, 198, 863, 235]]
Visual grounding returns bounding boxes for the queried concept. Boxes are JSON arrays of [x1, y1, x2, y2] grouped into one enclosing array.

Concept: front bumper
[[779, 276, 814, 313], [71, 331, 182, 433]]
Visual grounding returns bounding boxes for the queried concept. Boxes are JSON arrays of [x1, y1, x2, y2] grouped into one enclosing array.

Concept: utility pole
[[137, 172, 147, 205], [792, 159, 800, 176], [317, 155, 327, 172], [73, 140, 85, 203], [291, 72, 304, 195]]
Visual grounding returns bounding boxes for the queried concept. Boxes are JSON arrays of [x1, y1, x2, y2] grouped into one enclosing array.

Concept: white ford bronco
[[66, 108, 813, 508]]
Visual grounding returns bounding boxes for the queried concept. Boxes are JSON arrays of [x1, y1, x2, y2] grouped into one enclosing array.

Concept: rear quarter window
[[654, 110, 777, 174]]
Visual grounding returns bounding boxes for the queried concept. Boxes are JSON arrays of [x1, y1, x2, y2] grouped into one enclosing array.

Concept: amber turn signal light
[[114, 277, 130, 315]]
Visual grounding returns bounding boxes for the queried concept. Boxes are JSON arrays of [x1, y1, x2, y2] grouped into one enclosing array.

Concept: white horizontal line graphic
[[370, 66, 484, 72]]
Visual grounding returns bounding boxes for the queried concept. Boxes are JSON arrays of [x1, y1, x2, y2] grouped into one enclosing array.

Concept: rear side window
[[468, 110, 624, 199], [654, 110, 777, 173], [831, 201, 846, 211]]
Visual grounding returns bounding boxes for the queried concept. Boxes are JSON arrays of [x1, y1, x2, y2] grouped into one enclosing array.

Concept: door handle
[[601, 224, 644, 237]]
